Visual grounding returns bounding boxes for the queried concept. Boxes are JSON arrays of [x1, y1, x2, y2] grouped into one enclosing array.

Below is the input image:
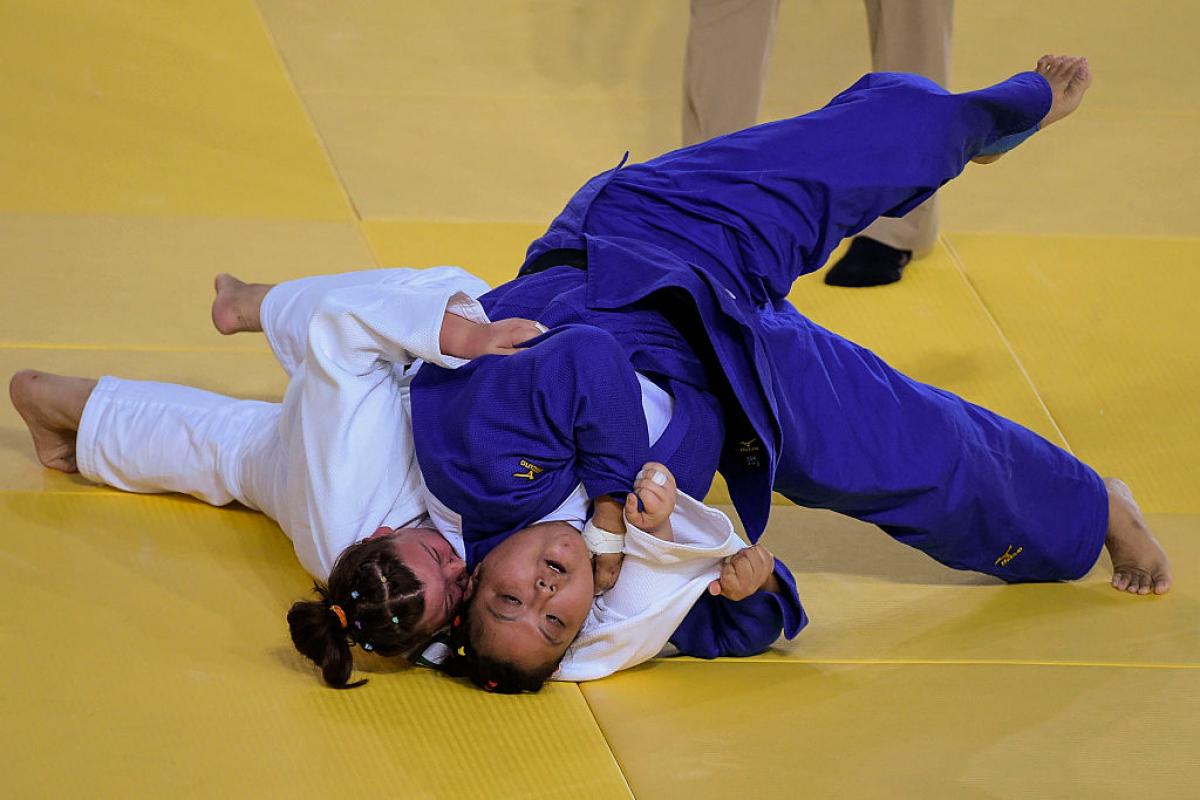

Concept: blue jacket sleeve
[[668, 558, 807, 658], [546, 325, 651, 499]]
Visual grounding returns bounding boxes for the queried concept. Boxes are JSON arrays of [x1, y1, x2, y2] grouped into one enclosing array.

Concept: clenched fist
[[623, 462, 676, 539], [707, 544, 777, 601]]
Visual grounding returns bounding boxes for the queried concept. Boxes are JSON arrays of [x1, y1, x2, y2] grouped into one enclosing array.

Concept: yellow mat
[[3, 1, 1198, 797], [581, 661, 1200, 799], [947, 234, 1200, 512], [0, 215, 375, 350], [755, 506, 1199, 667], [0, 0, 351, 221], [0, 493, 630, 799]]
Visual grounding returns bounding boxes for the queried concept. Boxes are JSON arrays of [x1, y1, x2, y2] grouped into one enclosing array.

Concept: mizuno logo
[[994, 545, 1024, 567], [513, 459, 544, 481]]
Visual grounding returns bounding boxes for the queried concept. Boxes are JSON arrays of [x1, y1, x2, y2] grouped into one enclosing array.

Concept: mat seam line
[[575, 687, 638, 799], [941, 234, 1074, 453], [650, 657, 1198, 670], [0, 342, 273, 354], [250, 1, 373, 250]]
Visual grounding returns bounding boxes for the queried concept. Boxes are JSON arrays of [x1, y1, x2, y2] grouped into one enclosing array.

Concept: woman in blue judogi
[[413, 61, 1116, 616]]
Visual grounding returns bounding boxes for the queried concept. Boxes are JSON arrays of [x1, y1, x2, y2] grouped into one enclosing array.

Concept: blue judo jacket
[[411, 308, 806, 659]]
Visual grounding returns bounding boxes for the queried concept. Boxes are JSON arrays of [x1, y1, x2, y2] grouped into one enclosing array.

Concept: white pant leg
[[76, 376, 284, 514], [261, 269, 424, 377]]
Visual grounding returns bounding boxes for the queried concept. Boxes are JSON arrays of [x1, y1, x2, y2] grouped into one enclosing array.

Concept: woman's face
[[369, 526, 468, 637], [465, 522, 595, 672]]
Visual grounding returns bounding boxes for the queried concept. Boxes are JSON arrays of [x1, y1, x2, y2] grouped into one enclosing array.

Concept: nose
[[535, 577, 557, 594]]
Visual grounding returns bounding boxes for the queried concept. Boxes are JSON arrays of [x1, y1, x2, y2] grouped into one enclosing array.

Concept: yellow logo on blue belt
[[513, 459, 544, 481], [994, 545, 1024, 567]]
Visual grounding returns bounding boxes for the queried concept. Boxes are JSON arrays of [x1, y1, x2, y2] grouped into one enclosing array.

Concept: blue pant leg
[[584, 72, 1051, 303], [759, 301, 1107, 582]]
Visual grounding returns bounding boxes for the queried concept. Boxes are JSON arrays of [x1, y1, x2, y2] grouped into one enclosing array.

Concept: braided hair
[[437, 606, 562, 694], [287, 535, 426, 688]]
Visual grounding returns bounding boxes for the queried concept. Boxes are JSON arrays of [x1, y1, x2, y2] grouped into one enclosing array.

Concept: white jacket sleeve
[[280, 267, 492, 579], [554, 493, 747, 682]]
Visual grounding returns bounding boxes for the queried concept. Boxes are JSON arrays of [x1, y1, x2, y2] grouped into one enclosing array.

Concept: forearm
[[438, 311, 483, 360], [591, 494, 627, 534]]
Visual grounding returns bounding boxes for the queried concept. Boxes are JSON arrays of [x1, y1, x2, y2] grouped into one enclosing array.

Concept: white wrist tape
[[582, 519, 626, 555]]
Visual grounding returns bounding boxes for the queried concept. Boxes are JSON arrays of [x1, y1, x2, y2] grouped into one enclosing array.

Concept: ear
[[367, 525, 395, 540], [464, 567, 482, 602]]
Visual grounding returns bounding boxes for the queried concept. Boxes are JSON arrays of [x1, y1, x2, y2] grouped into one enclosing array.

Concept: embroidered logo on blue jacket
[[512, 459, 544, 481]]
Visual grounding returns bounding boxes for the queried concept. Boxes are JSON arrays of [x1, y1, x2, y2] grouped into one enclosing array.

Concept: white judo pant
[[74, 267, 489, 579]]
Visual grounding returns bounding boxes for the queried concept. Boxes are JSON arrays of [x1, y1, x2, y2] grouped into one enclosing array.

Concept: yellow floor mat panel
[[361, 220, 545, 289], [0, 348, 287, 493], [939, 111, 1200, 238], [946, 1, 1198, 116], [0, 214, 375, 349], [581, 661, 1199, 799], [297, 93, 684, 222], [255, 0, 1198, 238], [947, 234, 1200, 513], [255, 0, 690, 222], [747, 506, 1198, 667], [0, 493, 631, 799], [0, 1, 352, 221]]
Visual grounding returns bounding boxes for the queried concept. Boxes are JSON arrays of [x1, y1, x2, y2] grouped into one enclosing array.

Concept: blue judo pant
[[566, 72, 1109, 581]]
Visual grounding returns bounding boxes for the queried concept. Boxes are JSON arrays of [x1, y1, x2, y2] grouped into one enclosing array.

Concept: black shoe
[[823, 237, 913, 287]]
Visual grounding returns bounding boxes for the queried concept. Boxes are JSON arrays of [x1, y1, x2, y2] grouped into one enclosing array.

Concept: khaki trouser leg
[[859, 0, 954, 255], [682, 0, 780, 146]]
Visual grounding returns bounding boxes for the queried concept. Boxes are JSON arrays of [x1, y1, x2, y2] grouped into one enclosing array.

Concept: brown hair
[[287, 536, 426, 688]]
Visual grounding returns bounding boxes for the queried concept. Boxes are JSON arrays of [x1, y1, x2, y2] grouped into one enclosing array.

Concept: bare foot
[[1037, 54, 1092, 128], [8, 370, 97, 473], [970, 55, 1091, 165], [211, 273, 271, 335], [1104, 477, 1171, 595]]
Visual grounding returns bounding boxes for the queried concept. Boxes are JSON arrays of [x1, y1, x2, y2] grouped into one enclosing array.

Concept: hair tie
[[350, 590, 360, 600], [483, 680, 498, 692], [329, 604, 348, 629]]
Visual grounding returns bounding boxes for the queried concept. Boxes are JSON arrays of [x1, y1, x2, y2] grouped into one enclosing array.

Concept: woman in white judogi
[[11, 268, 798, 688]]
